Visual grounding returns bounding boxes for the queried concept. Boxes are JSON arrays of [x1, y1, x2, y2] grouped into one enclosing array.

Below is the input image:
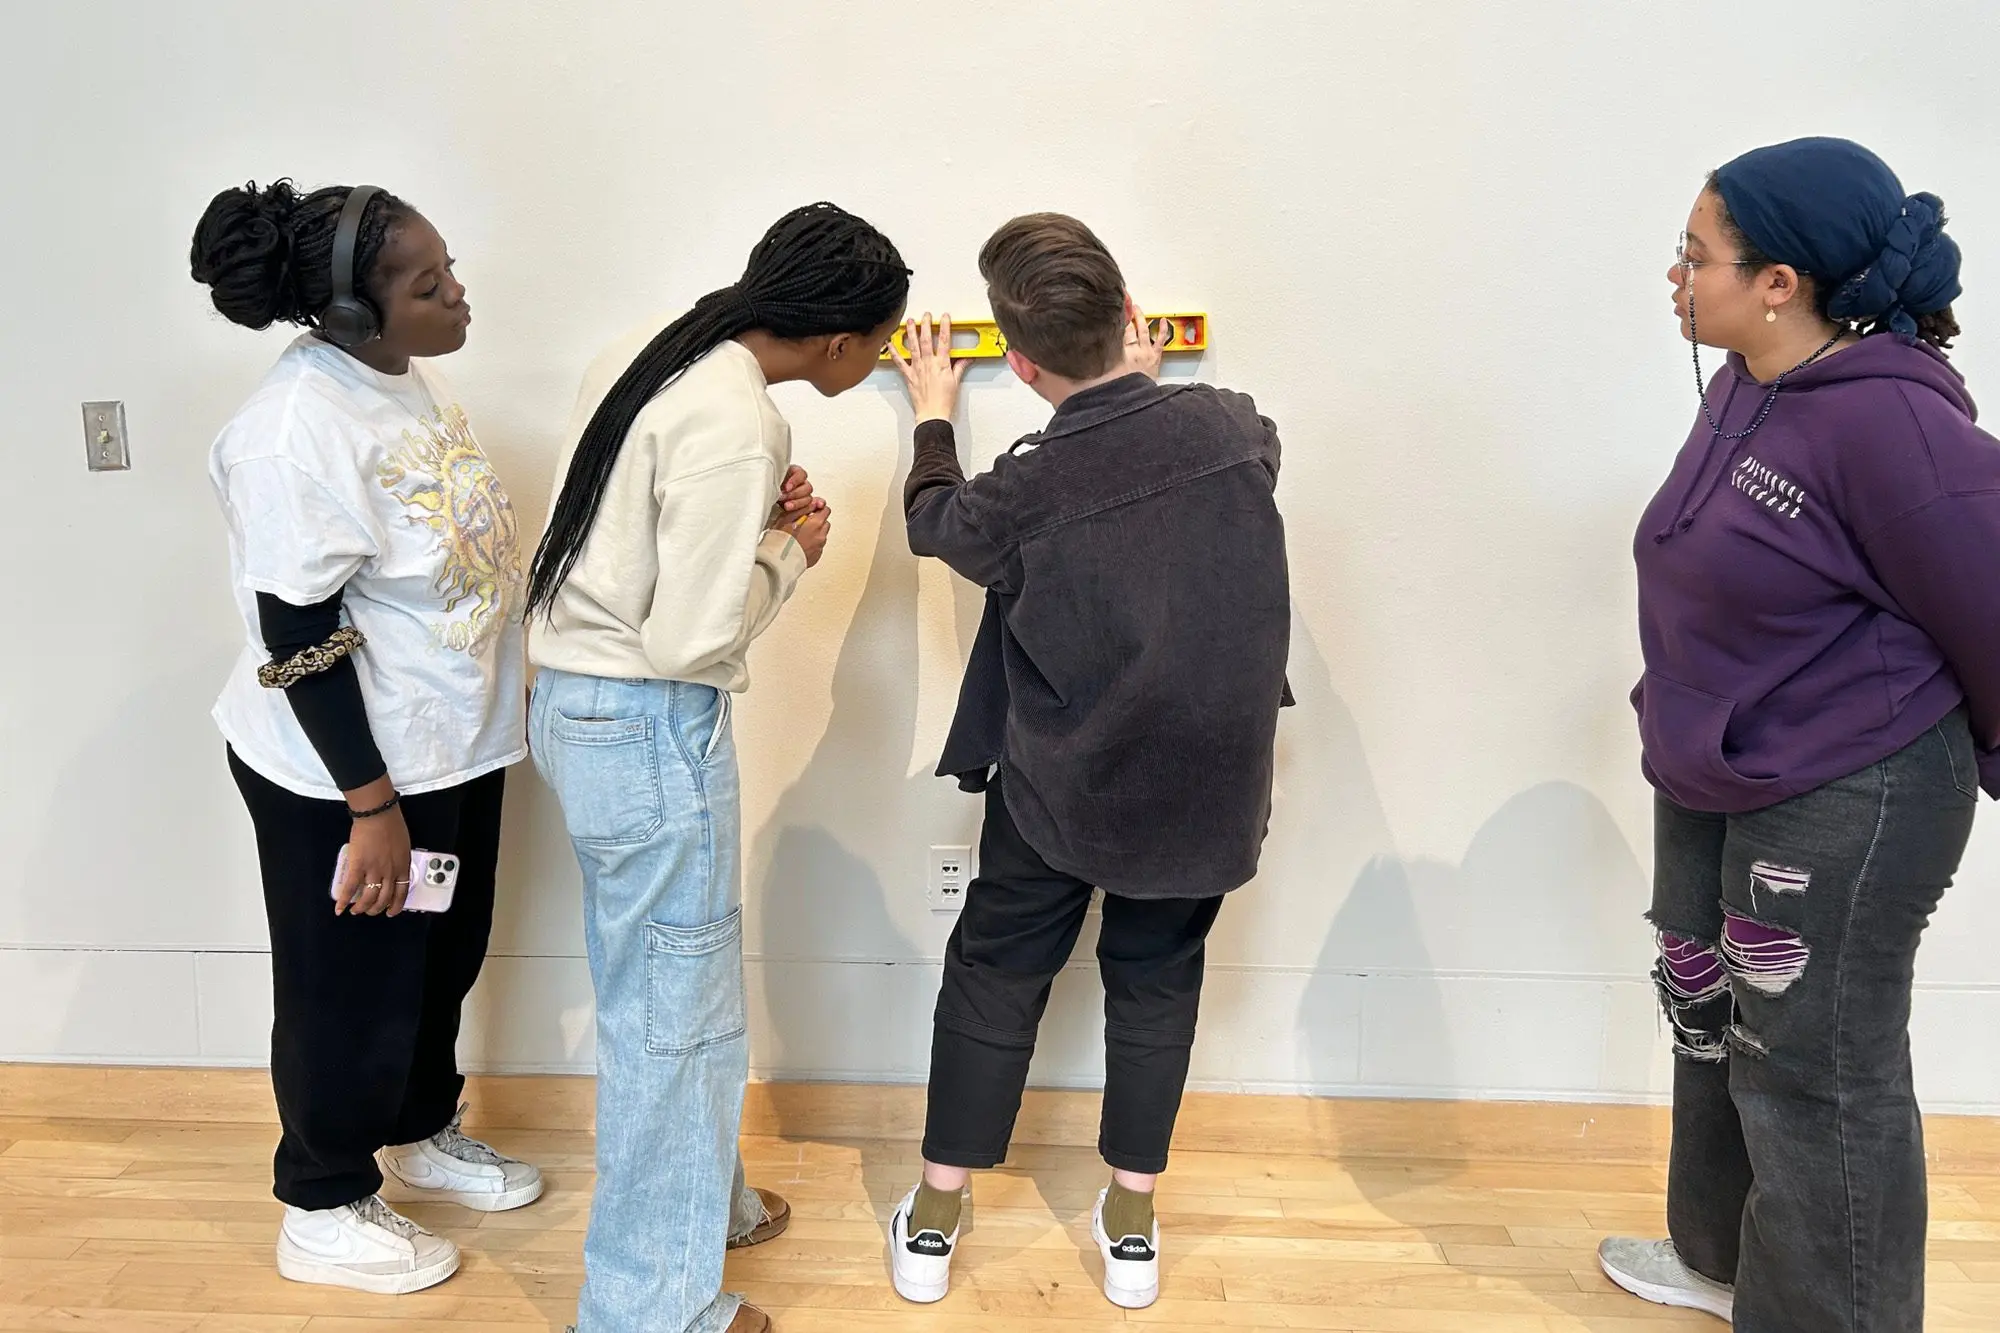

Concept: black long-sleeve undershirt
[[256, 590, 388, 792]]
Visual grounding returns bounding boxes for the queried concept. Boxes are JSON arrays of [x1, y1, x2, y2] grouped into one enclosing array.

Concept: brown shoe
[[727, 1188, 792, 1249], [727, 1302, 772, 1332]]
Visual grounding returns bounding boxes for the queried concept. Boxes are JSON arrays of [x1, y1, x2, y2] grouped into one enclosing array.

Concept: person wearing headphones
[[192, 179, 541, 1295]]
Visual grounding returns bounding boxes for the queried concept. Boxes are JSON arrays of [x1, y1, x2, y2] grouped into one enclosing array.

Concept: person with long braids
[[192, 180, 541, 1295], [526, 202, 909, 1333], [1600, 138, 1998, 1331]]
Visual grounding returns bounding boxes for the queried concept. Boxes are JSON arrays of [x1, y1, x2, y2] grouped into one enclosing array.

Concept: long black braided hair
[[190, 180, 412, 331], [525, 202, 909, 620]]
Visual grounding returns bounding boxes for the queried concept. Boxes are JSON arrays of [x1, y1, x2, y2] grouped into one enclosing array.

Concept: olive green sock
[[1103, 1181, 1155, 1241], [910, 1181, 962, 1237]]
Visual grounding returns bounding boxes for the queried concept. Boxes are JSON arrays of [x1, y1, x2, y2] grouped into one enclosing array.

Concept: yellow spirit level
[[881, 312, 1209, 362]]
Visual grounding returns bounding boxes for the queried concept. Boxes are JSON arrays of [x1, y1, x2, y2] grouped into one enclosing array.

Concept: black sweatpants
[[923, 780, 1222, 1175], [229, 748, 505, 1211]]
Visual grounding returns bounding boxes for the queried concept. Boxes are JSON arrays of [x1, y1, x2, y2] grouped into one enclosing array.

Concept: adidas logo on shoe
[[907, 1230, 951, 1255], [1113, 1235, 1155, 1261]]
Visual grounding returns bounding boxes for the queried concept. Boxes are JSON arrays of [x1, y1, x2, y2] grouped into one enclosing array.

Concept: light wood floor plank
[[1, 1069, 1995, 1330]]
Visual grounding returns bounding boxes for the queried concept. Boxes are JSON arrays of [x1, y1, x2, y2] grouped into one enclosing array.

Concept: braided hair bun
[[190, 179, 410, 332], [190, 180, 309, 329]]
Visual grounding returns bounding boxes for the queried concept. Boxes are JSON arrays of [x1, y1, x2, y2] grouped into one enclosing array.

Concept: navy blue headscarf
[[1713, 137, 1962, 341]]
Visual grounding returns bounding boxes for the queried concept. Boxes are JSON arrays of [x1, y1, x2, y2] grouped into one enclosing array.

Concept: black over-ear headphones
[[320, 185, 383, 349]]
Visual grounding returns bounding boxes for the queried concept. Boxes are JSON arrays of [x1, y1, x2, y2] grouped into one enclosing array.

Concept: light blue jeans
[[531, 670, 765, 1333]]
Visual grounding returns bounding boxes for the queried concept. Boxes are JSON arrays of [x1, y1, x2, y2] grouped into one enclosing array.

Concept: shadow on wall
[[1273, 582, 1650, 1114], [1311, 781, 1651, 1108], [1309, 790, 1649, 1054], [1292, 685, 1653, 1320], [747, 422, 931, 1082]]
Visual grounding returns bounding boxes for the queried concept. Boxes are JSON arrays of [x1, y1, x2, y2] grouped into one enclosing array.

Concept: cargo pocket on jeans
[[644, 906, 746, 1056]]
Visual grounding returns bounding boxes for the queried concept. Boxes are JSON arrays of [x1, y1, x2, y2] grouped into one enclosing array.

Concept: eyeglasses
[[1675, 231, 1757, 277]]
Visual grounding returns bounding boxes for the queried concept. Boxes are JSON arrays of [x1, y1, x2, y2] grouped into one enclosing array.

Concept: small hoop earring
[[1765, 309, 1778, 323]]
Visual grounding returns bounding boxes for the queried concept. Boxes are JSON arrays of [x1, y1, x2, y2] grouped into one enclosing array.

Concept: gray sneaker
[[1598, 1237, 1734, 1321], [380, 1105, 543, 1213]]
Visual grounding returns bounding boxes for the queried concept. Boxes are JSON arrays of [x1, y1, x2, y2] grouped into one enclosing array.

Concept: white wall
[[5, 0, 1999, 1109]]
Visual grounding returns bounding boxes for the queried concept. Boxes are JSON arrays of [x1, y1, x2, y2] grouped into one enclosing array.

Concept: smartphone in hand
[[330, 847, 460, 913]]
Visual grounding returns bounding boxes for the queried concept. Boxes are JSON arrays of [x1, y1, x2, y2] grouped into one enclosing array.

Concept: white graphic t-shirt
[[209, 335, 528, 800]]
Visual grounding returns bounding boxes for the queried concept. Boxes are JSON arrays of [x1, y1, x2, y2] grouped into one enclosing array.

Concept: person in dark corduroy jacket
[[879, 213, 1290, 1313]]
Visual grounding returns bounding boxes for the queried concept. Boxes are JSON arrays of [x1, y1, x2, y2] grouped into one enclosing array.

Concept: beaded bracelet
[[349, 793, 401, 820]]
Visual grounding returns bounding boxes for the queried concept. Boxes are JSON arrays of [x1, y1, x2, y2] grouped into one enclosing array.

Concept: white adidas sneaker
[[1091, 1187, 1161, 1309], [380, 1105, 543, 1213], [1598, 1237, 1735, 1321], [276, 1194, 460, 1294], [888, 1185, 959, 1304]]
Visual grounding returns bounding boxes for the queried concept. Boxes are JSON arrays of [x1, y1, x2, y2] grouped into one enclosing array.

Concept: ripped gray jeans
[[1649, 707, 1979, 1333]]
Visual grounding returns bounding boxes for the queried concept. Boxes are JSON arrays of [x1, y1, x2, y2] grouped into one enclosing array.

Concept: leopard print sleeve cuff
[[257, 626, 366, 689]]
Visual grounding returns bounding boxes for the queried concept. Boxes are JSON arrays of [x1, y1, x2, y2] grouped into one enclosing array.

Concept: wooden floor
[[3, 1072, 1999, 1331]]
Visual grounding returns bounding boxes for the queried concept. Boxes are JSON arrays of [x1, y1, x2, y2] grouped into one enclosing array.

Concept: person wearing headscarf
[[1601, 137, 1996, 1332]]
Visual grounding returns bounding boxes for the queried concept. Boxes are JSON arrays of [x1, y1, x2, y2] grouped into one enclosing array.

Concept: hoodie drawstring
[[1655, 380, 1744, 544]]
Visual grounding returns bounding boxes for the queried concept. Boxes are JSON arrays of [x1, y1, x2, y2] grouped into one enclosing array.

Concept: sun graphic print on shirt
[[377, 402, 524, 656]]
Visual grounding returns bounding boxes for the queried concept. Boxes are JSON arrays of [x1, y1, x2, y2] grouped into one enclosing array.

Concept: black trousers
[[923, 780, 1222, 1175], [229, 748, 505, 1211], [1650, 712, 1978, 1333]]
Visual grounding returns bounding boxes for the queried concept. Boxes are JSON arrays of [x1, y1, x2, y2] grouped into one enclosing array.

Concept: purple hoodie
[[1634, 335, 2000, 813]]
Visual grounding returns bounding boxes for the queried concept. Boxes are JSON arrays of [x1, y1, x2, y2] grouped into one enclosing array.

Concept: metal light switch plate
[[83, 401, 130, 472]]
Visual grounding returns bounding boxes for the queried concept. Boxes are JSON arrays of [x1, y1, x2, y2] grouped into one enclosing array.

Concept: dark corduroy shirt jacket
[[905, 373, 1292, 899]]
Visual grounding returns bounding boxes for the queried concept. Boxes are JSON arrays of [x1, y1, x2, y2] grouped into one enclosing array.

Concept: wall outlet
[[928, 845, 972, 912]]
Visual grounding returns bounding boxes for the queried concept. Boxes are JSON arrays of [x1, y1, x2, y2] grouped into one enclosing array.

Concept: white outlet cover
[[928, 845, 973, 912]]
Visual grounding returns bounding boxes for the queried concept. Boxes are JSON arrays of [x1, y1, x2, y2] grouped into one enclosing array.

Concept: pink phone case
[[331, 847, 459, 912]]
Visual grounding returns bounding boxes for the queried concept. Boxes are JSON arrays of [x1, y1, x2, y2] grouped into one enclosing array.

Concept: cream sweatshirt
[[528, 334, 807, 691]]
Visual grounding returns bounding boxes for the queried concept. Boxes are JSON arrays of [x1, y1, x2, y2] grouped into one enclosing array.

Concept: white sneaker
[[380, 1104, 544, 1213], [276, 1195, 460, 1294], [1598, 1237, 1735, 1321], [888, 1185, 958, 1304], [1092, 1187, 1160, 1310]]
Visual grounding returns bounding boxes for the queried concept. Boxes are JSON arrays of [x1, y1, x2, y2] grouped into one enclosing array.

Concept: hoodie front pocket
[[1639, 672, 1783, 808]]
